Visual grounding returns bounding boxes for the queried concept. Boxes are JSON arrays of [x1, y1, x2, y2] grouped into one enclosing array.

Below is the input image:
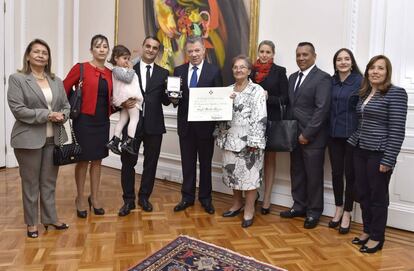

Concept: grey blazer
[[7, 72, 71, 149], [288, 66, 331, 148]]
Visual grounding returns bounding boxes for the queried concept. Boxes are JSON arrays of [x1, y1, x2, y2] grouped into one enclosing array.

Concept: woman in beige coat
[[7, 39, 71, 238]]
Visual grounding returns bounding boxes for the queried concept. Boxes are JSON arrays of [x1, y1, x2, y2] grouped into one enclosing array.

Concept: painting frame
[[114, 0, 260, 83]]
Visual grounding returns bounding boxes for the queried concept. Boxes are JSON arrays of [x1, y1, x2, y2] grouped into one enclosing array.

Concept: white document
[[188, 87, 233, 121]]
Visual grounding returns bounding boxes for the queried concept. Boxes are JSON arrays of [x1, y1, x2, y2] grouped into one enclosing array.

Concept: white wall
[[4, 0, 414, 231], [4, 0, 116, 167]]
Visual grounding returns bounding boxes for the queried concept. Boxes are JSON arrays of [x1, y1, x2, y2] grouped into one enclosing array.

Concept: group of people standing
[[8, 34, 407, 255]]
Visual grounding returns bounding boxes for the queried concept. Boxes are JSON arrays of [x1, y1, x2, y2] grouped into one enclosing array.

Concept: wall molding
[[346, 0, 359, 52], [4, 0, 17, 167], [72, 0, 80, 65], [368, 0, 387, 56], [57, 0, 65, 77]]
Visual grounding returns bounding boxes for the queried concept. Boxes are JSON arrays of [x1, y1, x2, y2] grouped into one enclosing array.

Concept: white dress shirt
[[294, 63, 315, 90], [140, 61, 154, 92]]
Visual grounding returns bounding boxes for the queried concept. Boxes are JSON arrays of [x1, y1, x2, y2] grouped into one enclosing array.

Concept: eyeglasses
[[232, 66, 248, 71]]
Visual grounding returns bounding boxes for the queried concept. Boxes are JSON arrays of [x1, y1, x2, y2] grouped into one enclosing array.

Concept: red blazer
[[63, 62, 113, 116]]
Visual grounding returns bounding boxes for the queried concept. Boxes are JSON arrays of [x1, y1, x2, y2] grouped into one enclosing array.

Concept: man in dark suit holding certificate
[[172, 36, 223, 214], [280, 42, 331, 229]]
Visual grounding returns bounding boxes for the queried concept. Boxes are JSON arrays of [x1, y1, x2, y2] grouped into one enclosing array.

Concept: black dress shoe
[[261, 207, 270, 215], [241, 217, 254, 228], [201, 202, 215, 214], [351, 236, 369, 245], [174, 200, 194, 212], [280, 209, 306, 218], [222, 207, 242, 217], [138, 198, 153, 212], [360, 240, 384, 253], [118, 202, 136, 217], [304, 217, 319, 229]]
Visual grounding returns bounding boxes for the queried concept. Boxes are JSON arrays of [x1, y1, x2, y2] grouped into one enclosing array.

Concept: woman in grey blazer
[[7, 39, 70, 238], [348, 55, 408, 253]]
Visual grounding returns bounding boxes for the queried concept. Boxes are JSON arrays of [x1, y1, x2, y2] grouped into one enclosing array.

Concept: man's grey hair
[[185, 36, 204, 48]]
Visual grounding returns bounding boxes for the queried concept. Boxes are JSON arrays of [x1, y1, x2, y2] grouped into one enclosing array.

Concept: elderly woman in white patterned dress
[[215, 55, 267, 228]]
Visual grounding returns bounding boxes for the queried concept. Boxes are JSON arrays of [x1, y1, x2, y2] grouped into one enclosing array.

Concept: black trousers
[[353, 147, 392, 242], [328, 137, 355, 211], [120, 132, 162, 204], [178, 126, 214, 204], [290, 144, 325, 218]]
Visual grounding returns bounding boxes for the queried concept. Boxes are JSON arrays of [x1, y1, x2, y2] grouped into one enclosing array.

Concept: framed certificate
[[188, 87, 233, 121]]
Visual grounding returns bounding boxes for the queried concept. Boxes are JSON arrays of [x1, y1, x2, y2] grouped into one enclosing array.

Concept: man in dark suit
[[118, 36, 170, 216], [172, 36, 223, 214], [280, 42, 331, 229]]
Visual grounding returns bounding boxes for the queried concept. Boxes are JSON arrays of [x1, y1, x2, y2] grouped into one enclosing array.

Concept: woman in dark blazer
[[328, 48, 362, 234], [348, 55, 407, 253], [251, 40, 288, 214], [63, 34, 113, 218], [8, 39, 70, 238]]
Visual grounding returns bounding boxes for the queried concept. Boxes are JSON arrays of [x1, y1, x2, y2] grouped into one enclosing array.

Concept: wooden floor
[[1, 166, 414, 271]]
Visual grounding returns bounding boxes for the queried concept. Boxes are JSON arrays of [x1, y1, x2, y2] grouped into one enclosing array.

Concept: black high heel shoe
[[360, 240, 384, 253], [222, 207, 243, 217], [339, 216, 351, 234], [261, 207, 270, 215], [241, 217, 254, 228], [44, 223, 69, 231], [75, 198, 87, 218], [88, 196, 105, 215], [328, 216, 342, 228], [27, 225, 38, 238], [352, 236, 369, 245]]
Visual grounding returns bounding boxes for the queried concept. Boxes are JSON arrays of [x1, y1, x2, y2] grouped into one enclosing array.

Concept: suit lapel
[[134, 62, 145, 95], [289, 72, 298, 103], [48, 76, 59, 110], [197, 61, 209, 87], [146, 64, 161, 93], [26, 74, 48, 107], [294, 66, 318, 101]]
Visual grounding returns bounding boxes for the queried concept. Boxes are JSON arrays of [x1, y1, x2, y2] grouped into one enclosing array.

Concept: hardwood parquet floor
[[1, 166, 414, 271]]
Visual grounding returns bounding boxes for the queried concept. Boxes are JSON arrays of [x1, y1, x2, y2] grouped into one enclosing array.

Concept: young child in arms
[[107, 45, 143, 155]]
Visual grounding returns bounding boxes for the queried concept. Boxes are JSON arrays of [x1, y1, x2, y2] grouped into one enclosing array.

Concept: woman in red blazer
[[63, 34, 113, 218]]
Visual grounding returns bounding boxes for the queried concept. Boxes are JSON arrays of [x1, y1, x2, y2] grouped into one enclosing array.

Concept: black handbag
[[265, 99, 298, 152], [53, 120, 82, 166], [68, 63, 84, 119]]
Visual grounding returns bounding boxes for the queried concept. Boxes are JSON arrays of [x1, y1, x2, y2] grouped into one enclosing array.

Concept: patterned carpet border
[[127, 235, 286, 271]]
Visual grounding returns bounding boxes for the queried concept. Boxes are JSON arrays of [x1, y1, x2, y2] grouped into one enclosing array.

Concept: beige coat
[[7, 72, 71, 149]]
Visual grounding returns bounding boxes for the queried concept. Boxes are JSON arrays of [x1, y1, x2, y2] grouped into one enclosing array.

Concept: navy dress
[[73, 75, 110, 161]]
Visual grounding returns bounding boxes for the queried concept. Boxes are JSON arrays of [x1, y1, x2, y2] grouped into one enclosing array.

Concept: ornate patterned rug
[[127, 235, 286, 271]]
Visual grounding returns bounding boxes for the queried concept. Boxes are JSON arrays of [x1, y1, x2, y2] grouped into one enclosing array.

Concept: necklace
[[32, 72, 46, 80], [234, 80, 249, 92]]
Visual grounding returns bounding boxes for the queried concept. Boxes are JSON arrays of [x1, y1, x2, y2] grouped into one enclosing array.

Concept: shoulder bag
[[53, 120, 82, 166], [265, 99, 298, 152], [69, 63, 84, 119]]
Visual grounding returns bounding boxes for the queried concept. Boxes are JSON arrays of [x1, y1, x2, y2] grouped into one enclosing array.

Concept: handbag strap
[[78, 63, 84, 87], [278, 98, 284, 120], [58, 120, 79, 147]]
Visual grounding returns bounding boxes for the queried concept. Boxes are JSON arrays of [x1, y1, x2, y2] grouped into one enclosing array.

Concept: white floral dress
[[215, 82, 267, 190]]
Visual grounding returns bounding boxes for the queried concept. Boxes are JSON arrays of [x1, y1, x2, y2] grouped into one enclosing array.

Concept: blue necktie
[[189, 66, 198, 88]]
